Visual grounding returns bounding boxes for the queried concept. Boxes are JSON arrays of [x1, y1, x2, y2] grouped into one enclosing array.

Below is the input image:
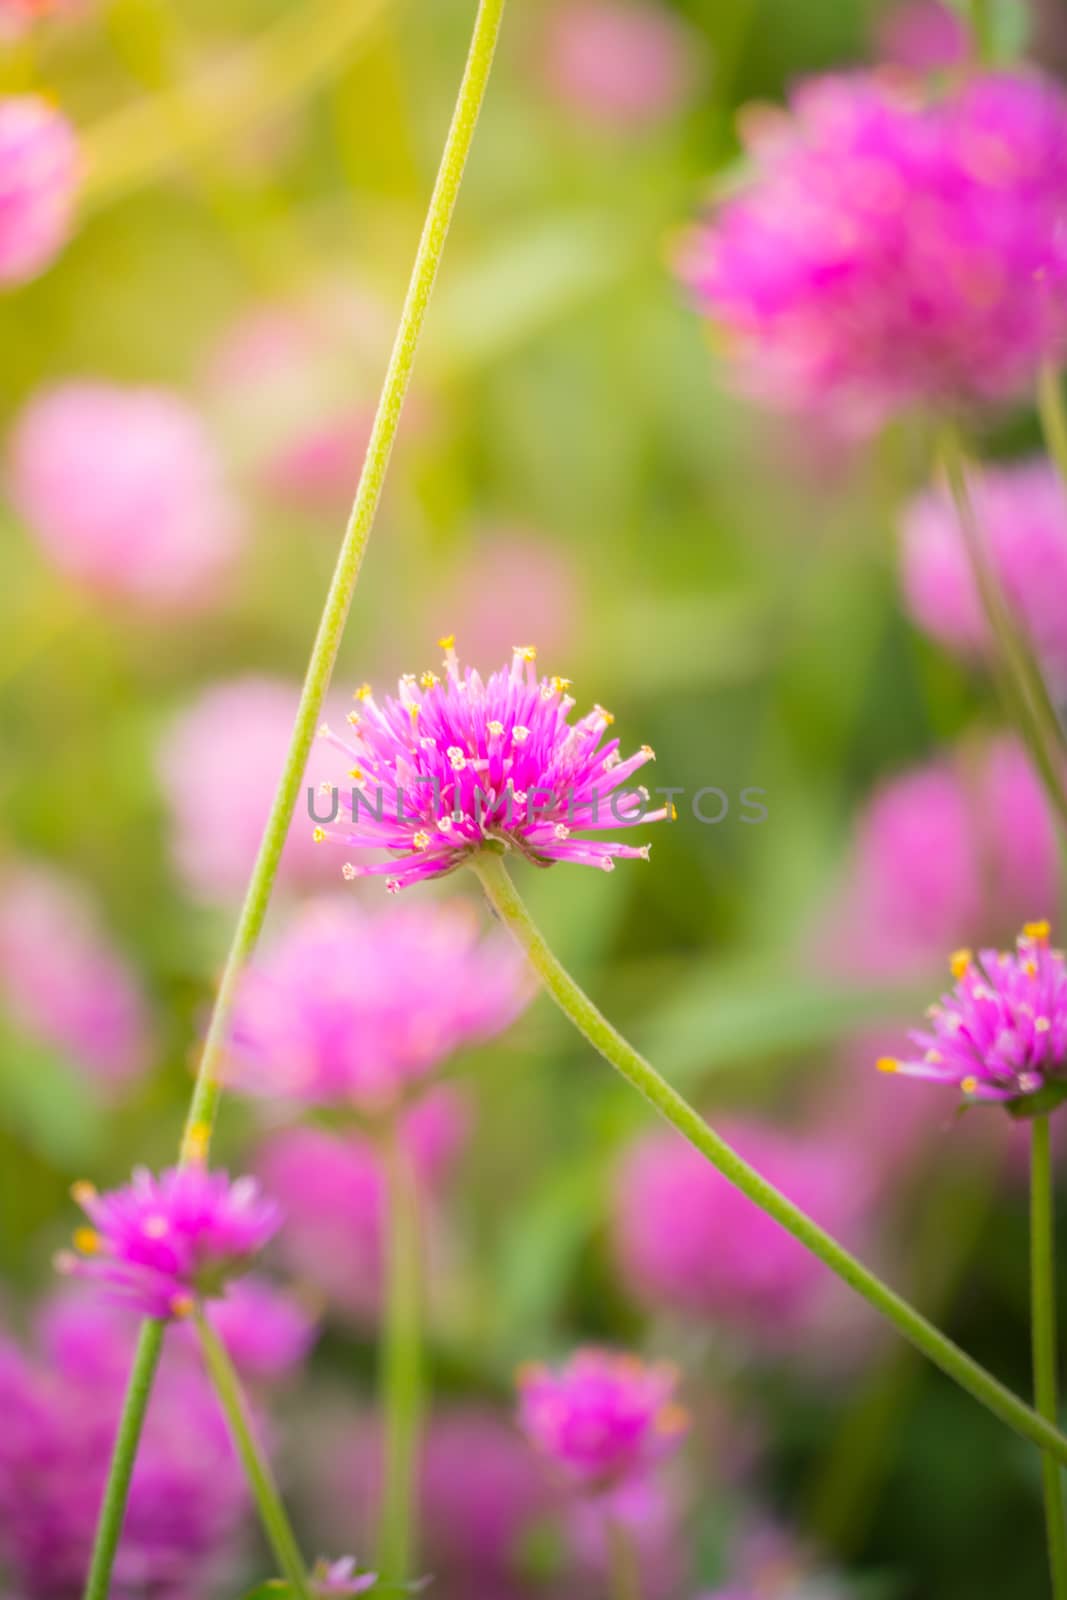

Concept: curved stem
[[378, 1123, 424, 1586], [469, 850, 1067, 1467], [606, 1516, 643, 1600], [194, 1308, 312, 1599], [83, 1320, 166, 1600], [1031, 1114, 1067, 1599], [1039, 365, 1067, 494], [82, 8, 508, 1596]]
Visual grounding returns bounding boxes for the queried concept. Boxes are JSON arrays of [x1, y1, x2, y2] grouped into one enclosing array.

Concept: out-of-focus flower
[[57, 1166, 281, 1318], [318, 639, 671, 891], [818, 737, 1059, 980], [0, 1291, 248, 1600], [229, 896, 527, 1113], [900, 457, 1067, 690], [255, 1090, 466, 1322], [310, 1556, 378, 1596], [517, 1348, 688, 1491], [0, 860, 151, 1091], [614, 1119, 865, 1340], [683, 70, 1067, 431], [568, 1476, 685, 1600], [700, 1516, 853, 1599], [0, 95, 80, 285], [0, 1, 87, 41], [874, 0, 970, 70], [879, 919, 1067, 1106], [158, 675, 345, 904], [539, 0, 699, 131], [192, 1274, 319, 1381], [430, 531, 581, 669], [7, 381, 244, 610]]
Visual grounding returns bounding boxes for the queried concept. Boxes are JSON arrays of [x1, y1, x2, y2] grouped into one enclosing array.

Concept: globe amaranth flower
[[517, 1348, 688, 1491], [229, 896, 527, 1113], [317, 638, 672, 892], [878, 921, 1067, 1108], [0, 95, 80, 285], [682, 70, 1067, 431], [0, 859, 150, 1092], [56, 1166, 282, 1318], [900, 457, 1067, 690], [7, 380, 245, 611]]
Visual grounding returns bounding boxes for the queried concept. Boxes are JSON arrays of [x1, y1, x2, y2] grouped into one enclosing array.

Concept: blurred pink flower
[[540, 1, 698, 131], [7, 381, 244, 610], [228, 895, 528, 1113], [900, 457, 1067, 690], [568, 1475, 686, 1600], [255, 1089, 467, 1322], [0, 0, 87, 40], [818, 737, 1059, 981], [0, 860, 150, 1091], [614, 1118, 867, 1342], [158, 675, 346, 904], [430, 531, 581, 668], [683, 70, 1067, 430], [0, 95, 80, 284], [517, 1347, 688, 1490], [195, 1274, 319, 1381], [874, 0, 969, 70]]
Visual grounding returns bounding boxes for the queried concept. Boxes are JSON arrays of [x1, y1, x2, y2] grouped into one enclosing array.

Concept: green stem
[[378, 1123, 424, 1586], [178, 0, 508, 1164], [82, 1321, 166, 1600], [606, 1517, 643, 1600], [1032, 1114, 1067, 1599], [195, 1308, 313, 1599], [82, 8, 508, 1596], [939, 426, 1067, 842], [969, 0, 993, 62], [1039, 365, 1067, 494], [469, 851, 1067, 1467]]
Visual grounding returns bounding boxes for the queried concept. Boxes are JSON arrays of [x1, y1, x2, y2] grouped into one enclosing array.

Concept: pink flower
[[900, 457, 1067, 689], [318, 639, 672, 891], [7, 381, 244, 610], [540, 0, 699, 131], [255, 1090, 466, 1321], [429, 530, 581, 669], [158, 676, 344, 904], [57, 1166, 282, 1319], [0, 860, 150, 1091], [310, 1556, 378, 1596], [683, 70, 1067, 430], [194, 1275, 318, 1381], [0, 95, 79, 284], [228, 896, 528, 1113], [879, 919, 1067, 1105], [614, 1119, 865, 1339], [517, 1348, 688, 1490], [0, 1, 87, 40], [874, 0, 970, 70]]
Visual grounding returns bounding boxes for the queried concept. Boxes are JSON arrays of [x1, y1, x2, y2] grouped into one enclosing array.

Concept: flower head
[[8, 381, 244, 611], [879, 921, 1067, 1108], [683, 70, 1067, 430], [318, 639, 671, 891], [900, 457, 1067, 689], [540, 0, 699, 131], [517, 1348, 688, 1491], [874, 0, 969, 70], [310, 1556, 378, 1596], [229, 896, 527, 1112], [57, 1166, 282, 1318], [0, 95, 80, 285]]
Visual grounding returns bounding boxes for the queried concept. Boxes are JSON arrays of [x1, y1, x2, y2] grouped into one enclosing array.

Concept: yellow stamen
[[950, 948, 972, 981], [420, 671, 439, 689], [513, 644, 537, 661], [961, 1075, 979, 1095], [876, 1057, 900, 1074], [413, 831, 430, 850], [437, 633, 455, 650], [313, 828, 326, 843], [1024, 920, 1052, 944], [354, 683, 372, 702], [73, 1227, 100, 1256], [71, 1180, 97, 1206], [169, 1293, 195, 1319], [348, 768, 364, 782], [183, 1121, 211, 1164]]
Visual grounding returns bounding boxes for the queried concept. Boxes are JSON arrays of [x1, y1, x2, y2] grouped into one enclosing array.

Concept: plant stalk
[[1032, 1113, 1067, 1599]]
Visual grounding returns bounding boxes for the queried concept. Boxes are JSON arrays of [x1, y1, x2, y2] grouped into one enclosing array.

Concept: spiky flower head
[[517, 1347, 688, 1491], [317, 638, 672, 892], [878, 921, 1067, 1110], [56, 1166, 282, 1318]]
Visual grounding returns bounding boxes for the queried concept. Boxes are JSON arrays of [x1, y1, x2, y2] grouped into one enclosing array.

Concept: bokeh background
[[3, 1, 1067, 1596]]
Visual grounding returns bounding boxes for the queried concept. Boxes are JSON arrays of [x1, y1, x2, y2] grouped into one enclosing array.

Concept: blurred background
[[3, 1, 1067, 1596]]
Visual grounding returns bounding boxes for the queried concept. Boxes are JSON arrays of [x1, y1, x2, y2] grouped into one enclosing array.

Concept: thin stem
[[469, 850, 1067, 1467], [82, 8, 508, 1596], [606, 1517, 643, 1600], [178, 0, 508, 1164], [83, 1320, 166, 1600], [969, 0, 993, 62], [939, 426, 1067, 841], [1039, 365, 1067, 493], [1032, 1114, 1067, 1599], [378, 1124, 424, 1585], [194, 1308, 313, 1599]]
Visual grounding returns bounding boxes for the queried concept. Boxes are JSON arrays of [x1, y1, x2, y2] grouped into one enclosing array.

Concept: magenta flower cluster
[[684, 69, 1067, 430], [880, 921, 1067, 1105], [58, 1166, 281, 1318], [318, 638, 671, 891]]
